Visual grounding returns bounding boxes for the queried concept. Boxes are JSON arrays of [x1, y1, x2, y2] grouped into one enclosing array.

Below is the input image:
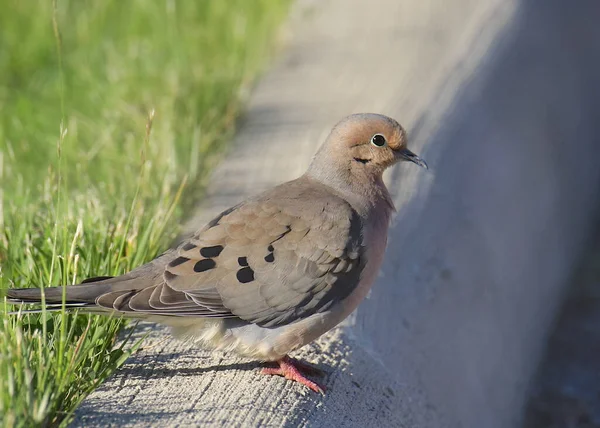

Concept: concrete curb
[[73, 0, 600, 426]]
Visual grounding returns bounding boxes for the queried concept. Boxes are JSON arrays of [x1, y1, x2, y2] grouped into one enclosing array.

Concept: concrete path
[[73, 0, 600, 426]]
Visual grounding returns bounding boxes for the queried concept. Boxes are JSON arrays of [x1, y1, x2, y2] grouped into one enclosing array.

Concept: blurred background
[[1, 0, 599, 427]]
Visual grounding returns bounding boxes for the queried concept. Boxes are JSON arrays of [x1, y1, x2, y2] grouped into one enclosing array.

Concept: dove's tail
[[3, 276, 116, 314]]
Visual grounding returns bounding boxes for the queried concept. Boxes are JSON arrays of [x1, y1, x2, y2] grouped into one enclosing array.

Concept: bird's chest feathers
[[341, 200, 392, 313]]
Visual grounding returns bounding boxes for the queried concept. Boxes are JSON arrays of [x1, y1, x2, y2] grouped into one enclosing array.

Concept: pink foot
[[261, 356, 326, 394], [284, 356, 326, 377]]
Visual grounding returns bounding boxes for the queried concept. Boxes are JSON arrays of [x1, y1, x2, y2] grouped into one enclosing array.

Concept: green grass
[[0, 0, 290, 426]]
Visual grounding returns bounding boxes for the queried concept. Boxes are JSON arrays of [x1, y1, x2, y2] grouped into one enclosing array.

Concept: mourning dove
[[6, 113, 427, 393]]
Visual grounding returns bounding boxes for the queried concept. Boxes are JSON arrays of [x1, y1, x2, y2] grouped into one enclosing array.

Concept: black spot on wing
[[194, 259, 216, 273], [264, 253, 274, 263], [200, 245, 224, 258], [182, 242, 197, 251], [347, 209, 364, 257], [170, 257, 190, 267], [236, 267, 255, 284], [238, 256, 248, 266]]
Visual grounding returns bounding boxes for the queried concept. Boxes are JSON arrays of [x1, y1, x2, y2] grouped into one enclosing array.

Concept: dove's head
[[309, 113, 427, 183]]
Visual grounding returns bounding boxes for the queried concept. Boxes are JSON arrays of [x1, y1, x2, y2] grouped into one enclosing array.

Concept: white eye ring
[[371, 134, 387, 147]]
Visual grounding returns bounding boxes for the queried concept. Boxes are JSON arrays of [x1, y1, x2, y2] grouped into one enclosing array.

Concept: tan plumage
[[6, 113, 427, 393]]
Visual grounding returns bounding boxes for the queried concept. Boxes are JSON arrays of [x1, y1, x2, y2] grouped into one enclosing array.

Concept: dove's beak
[[398, 148, 428, 169]]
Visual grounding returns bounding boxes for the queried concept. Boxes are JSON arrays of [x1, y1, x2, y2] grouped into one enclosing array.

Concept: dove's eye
[[371, 134, 386, 147]]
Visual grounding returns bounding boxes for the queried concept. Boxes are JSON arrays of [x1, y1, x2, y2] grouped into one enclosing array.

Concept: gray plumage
[[6, 113, 426, 387]]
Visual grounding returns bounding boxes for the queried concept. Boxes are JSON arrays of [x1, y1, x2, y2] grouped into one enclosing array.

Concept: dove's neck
[[305, 158, 395, 217]]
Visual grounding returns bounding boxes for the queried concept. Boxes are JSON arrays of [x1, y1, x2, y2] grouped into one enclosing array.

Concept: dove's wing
[[93, 177, 366, 328]]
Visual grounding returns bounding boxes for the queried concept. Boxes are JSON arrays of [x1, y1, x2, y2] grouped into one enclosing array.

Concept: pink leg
[[261, 356, 326, 393]]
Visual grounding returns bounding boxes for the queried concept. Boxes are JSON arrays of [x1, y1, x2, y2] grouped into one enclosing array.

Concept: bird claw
[[261, 356, 326, 394], [284, 356, 326, 377]]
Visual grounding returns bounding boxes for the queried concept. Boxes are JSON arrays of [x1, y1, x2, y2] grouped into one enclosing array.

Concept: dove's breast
[[339, 198, 392, 315]]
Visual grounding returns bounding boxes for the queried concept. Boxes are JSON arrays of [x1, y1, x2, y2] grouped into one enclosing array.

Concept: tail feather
[[3, 274, 156, 316], [3, 276, 123, 314], [6, 283, 113, 304], [81, 276, 114, 284]]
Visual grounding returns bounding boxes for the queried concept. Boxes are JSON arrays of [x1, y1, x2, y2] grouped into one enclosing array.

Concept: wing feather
[[88, 178, 366, 328]]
